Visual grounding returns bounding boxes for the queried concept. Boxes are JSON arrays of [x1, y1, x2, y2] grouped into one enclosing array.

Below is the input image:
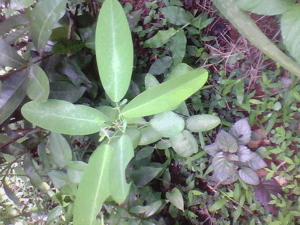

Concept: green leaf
[[209, 198, 227, 212], [229, 118, 251, 145], [165, 63, 194, 81], [67, 161, 87, 184], [124, 127, 142, 149], [48, 171, 69, 189], [235, 80, 244, 105], [186, 114, 220, 132], [143, 28, 177, 48], [139, 126, 162, 146], [28, 0, 67, 50], [131, 166, 162, 187], [233, 206, 242, 222], [160, 6, 192, 25], [281, 4, 300, 64], [145, 73, 160, 90], [144, 201, 163, 217], [73, 145, 113, 225], [239, 167, 259, 185], [169, 29, 187, 67], [3, 178, 22, 206], [96, 0, 133, 102], [0, 13, 29, 35], [247, 153, 267, 170], [52, 39, 86, 54], [166, 188, 184, 211], [170, 130, 198, 157], [211, 0, 300, 77], [21, 100, 108, 135], [38, 141, 51, 173], [149, 56, 173, 75], [216, 131, 238, 153], [23, 153, 49, 192], [0, 70, 27, 125], [0, 37, 26, 68], [49, 81, 86, 103], [49, 132, 72, 168], [26, 64, 50, 103], [121, 69, 208, 118], [150, 110, 185, 137], [46, 205, 63, 225], [109, 135, 134, 203], [136, 146, 154, 160], [236, 0, 295, 15]]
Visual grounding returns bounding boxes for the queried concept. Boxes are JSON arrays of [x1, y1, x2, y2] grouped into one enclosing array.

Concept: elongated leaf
[[96, 0, 133, 102], [209, 198, 227, 212], [49, 132, 72, 168], [0, 13, 29, 35], [143, 28, 177, 48], [0, 70, 27, 125], [109, 135, 134, 203], [211, 0, 300, 77], [236, 0, 295, 15], [67, 161, 87, 184], [21, 100, 108, 135], [52, 39, 85, 54], [281, 5, 300, 64], [26, 64, 50, 102], [160, 6, 192, 25], [186, 114, 220, 132], [23, 153, 49, 192], [49, 81, 86, 103], [169, 29, 187, 67], [73, 145, 113, 225], [131, 166, 162, 187], [166, 188, 184, 211], [3, 178, 21, 206], [28, 0, 67, 50], [149, 56, 173, 75], [48, 171, 69, 189], [145, 73, 160, 90], [121, 69, 208, 118], [0, 37, 26, 68], [38, 141, 51, 172]]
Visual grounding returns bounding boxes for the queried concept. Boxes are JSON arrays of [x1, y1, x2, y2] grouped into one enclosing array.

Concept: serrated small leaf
[[21, 100, 108, 135], [49, 132, 72, 168], [229, 118, 251, 145], [166, 188, 184, 211], [170, 130, 198, 157], [186, 114, 220, 132], [238, 145, 255, 162], [160, 6, 192, 25], [216, 131, 238, 153], [204, 143, 219, 156], [212, 152, 237, 183], [150, 111, 185, 137], [26, 64, 50, 103], [239, 167, 259, 185], [209, 198, 227, 212], [247, 152, 267, 170], [145, 73, 160, 90], [144, 28, 177, 48]]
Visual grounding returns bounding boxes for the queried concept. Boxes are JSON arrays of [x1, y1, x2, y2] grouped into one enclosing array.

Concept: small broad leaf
[[150, 110, 185, 138], [144, 200, 163, 217], [169, 29, 187, 67], [236, 0, 295, 16], [109, 135, 134, 203], [165, 63, 193, 81], [170, 130, 198, 157], [121, 69, 208, 118], [239, 167, 259, 185], [131, 166, 162, 187], [157, 140, 172, 149], [254, 178, 283, 215], [67, 161, 87, 184], [160, 6, 192, 25], [21, 100, 108, 135], [49, 81, 86, 103], [124, 127, 141, 149], [26, 64, 50, 103], [143, 28, 177, 48], [73, 145, 113, 225], [96, 0, 133, 102], [139, 126, 162, 146], [229, 118, 251, 144], [212, 152, 237, 183], [186, 114, 220, 132], [281, 4, 300, 64], [204, 143, 220, 156], [49, 132, 72, 168], [149, 56, 173, 75], [0, 70, 27, 125], [238, 145, 255, 162], [28, 0, 67, 50], [136, 146, 154, 160], [247, 152, 267, 170], [46, 205, 63, 225], [166, 188, 184, 212], [216, 131, 238, 153], [52, 39, 85, 54], [23, 153, 49, 192], [48, 171, 69, 189], [209, 198, 227, 212], [0, 37, 26, 68], [145, 73, 160, 90]]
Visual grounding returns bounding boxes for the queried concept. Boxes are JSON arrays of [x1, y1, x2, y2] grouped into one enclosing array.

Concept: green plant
[[204, 118, 267, 185]]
